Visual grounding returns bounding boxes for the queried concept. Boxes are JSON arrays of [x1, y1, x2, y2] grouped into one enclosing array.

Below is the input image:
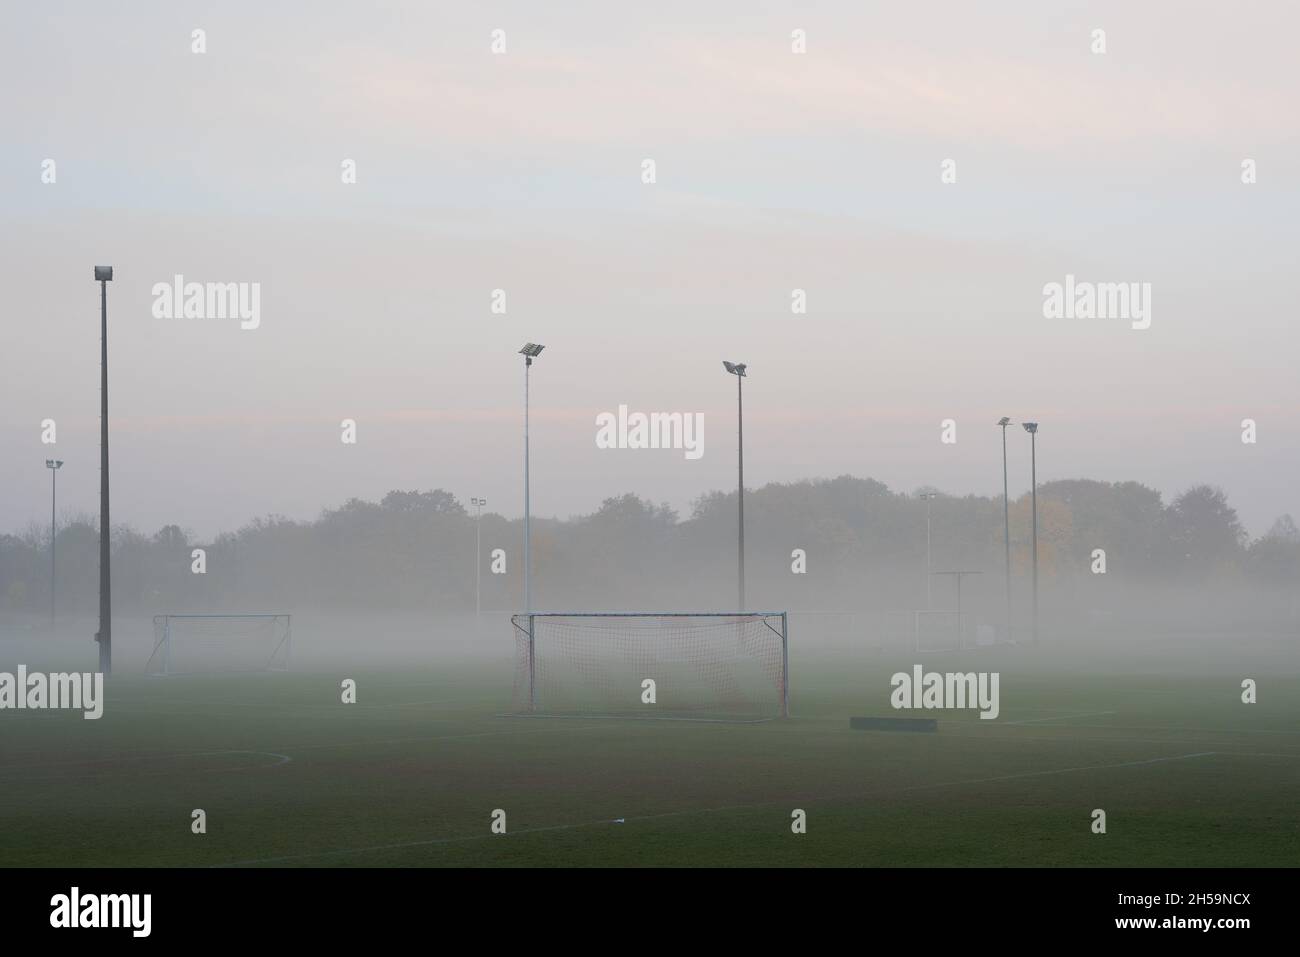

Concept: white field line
[[1011, 722, 1300, 737], [214, 751, 1219, 867], [214, 820, 616, 867], [1006, 710, 1118, 725], [97, 701, 485, 720], [907, 751, 1217, 791], [1114, 689, 1181, 694], [944, 730, 1216, 748], [0, 725, 613, 774], [0, 749, 293, 779], [260, 724, 615, 755], [180, 750, 293, 773], [1207, 751, 1300, 760]]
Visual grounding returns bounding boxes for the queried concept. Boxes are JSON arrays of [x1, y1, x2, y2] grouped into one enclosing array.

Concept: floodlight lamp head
[[723, 361, 747, 376], [1022, 422, 1038, 434], [94, 266, 113, 281], [519, 343, 544, 357], [46, 459, 62, 469], [997, 416, 1011, 427]]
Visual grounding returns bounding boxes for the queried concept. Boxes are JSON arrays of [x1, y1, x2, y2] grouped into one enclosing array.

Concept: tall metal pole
[[97, 270, 112, 675], [1000, 419, 1011, 641], [49, 464, 58, 627], [737, 371, 745, 613], [1029, 430, 1039, 644], [926, 497, 932, 609], [956, 572, 963, 648], [916, 493, 939, 610], [523, 357, 532, 615], [474, 499, 483, 621]]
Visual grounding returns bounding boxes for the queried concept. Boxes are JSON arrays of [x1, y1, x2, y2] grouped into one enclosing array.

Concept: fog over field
[[3, 473, 1297, 681]]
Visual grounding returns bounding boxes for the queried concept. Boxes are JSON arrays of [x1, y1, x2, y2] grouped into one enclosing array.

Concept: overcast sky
[[3, 1, 1297, 539]]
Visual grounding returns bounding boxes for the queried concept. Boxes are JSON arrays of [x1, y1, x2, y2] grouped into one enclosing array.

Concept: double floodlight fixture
[[722, 361, 747, 376], [1022, 421, 1039, 434], [46, 459, 64, 469]]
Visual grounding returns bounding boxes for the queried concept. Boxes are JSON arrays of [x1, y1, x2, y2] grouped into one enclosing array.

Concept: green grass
[[2, 649, 1298, 867]]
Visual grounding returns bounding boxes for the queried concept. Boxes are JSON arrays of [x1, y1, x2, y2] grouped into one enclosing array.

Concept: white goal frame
[[147, 614, 292, 676], [512, 612, 790, 721]]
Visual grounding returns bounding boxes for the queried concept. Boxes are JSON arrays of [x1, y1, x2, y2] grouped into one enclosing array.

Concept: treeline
[[1, 477, 1297, 618]]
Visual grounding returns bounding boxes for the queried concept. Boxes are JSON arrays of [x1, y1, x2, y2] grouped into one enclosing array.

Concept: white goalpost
[[511, 612, 789, 722], [147, 614, 292, 676]]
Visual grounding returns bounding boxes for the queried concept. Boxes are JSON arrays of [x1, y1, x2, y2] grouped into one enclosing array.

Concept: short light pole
[[1022, 422, 1039, 644], [723, 361, 747, 612], [470, 496, 485, 622], [519, 344, 544, 614], [998, 417, 1012, 641], [95, 265, 113, 675], [919, 492, 938, 609], [45, 459, 63, 628]]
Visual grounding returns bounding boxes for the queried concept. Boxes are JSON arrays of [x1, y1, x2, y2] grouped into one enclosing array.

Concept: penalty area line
[[213, 817, 627, 867], [210, 751, 1217, 866]]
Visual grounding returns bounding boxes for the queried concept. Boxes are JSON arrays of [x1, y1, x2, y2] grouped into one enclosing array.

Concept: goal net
[[913, 610, 964, 654], [512, 613, 789, 722], [147, 614, 292, 676]]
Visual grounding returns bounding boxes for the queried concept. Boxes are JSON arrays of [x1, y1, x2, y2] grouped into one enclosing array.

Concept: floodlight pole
[[1023, 422, 1040, 645], [46, 459, 63, 627], [471, 497, 484, 622], [95, 267, 113, 676], [519, 344, 544, 614], [724, 361, 748, 613], [1030, 429, 1038, 644], [998, 418, 1012, 641], [524, 358, 532, 615], [736, 370, 745, 614]]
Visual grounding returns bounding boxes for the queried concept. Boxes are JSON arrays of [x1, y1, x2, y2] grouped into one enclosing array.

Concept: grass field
[[3, 633, 1298, 868]]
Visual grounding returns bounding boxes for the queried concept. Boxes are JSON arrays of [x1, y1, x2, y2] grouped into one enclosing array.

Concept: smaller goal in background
[[147, 614, 292, 676]]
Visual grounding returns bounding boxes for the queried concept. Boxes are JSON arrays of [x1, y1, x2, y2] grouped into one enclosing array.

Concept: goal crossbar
[[512, 612, 789, 722], [148, 614, 292, 676]]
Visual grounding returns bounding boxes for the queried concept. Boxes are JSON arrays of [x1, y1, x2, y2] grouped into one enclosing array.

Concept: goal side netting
[[147, 614, 292, 676], [913, 610, 964, 654], [511, 613, 789, 722]]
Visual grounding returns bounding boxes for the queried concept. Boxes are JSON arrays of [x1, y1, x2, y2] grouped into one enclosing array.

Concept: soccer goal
[[913, 610, 964, 654], [147, 614, 292, 676], [511, 613, 789, 722]]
